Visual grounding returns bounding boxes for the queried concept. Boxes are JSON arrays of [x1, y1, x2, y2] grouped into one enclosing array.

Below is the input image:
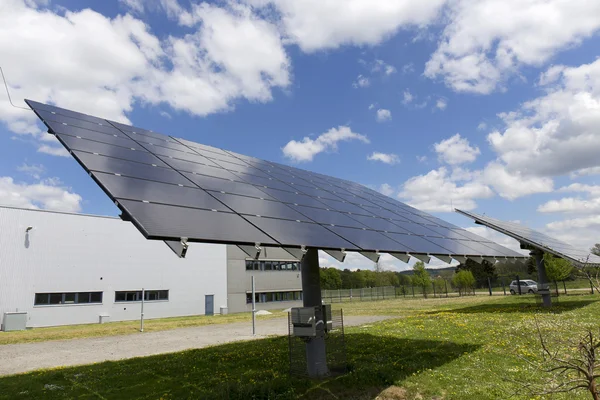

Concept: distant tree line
[[319, 242, 600, 291]]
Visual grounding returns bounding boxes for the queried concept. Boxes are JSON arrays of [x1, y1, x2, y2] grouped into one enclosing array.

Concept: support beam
[[531, 249, 552, 307], [432, 254, 452, 264], [164, 238, 188, 258], [411, 253, 431, 264], [468, 256, 484, 264], [283, 246, 307, 261], [452, 255, 468, 264], [482, 256, 497, 264], [359, 251, 380, 263], [389, 252, 410, 263], [301, 248, 329, 377], [323, 249, 346, 262], [237, 243, 262, 259]]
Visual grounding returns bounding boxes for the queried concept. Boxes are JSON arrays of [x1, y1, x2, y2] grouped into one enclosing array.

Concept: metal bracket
[[165, 237, 189, 258], [452, 255, 468, 264], [359, 251, 380, 263], [482, 256, 497, 264], [283, 245, 307, 261], [432, 254, 453, 264], [468, 256, 484, 264], [323, 249, 346, 262], [410, 253, 431, 264], [237, 242, 262, 259], [389, 252, 410, 263]]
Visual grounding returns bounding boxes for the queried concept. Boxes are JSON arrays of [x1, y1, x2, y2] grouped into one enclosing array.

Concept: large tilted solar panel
[[457, 209, 600, 267], [27, 99, 525, 260]]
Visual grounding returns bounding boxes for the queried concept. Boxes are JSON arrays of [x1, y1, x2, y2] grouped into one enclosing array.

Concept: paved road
[[0, 315, 390, 376]]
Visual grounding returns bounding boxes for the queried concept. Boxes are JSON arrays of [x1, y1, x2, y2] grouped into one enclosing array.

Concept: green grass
[[1, 294, 599, 399], [0, 312, 281, 345]]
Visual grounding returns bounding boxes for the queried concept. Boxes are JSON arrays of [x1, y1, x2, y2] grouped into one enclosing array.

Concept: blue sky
[[2, 0, 600, 270]]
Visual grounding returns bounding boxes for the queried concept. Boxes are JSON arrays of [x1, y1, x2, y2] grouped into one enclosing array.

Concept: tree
[[320, 267, 342, 290], [516, 321, 600, 399], [452, 270, 476, 296], [433, 277, 446, 296], [340, 269, 353, 289], [351, 270, 367, 289], [591, 244, 600, 257], [544, 254, 573, 282], [456, 259, 497, 286], [411, 262, 432, 297]]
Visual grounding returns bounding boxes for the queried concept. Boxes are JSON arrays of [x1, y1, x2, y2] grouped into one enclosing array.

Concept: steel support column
[[301, 248, 329, 377], [531, 250, 552, 307]]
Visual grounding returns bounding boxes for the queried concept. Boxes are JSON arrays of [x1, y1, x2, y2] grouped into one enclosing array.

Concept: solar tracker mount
[[26, 99, 525, 264]]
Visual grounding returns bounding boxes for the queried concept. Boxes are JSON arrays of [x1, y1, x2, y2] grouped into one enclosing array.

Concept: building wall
[[0, 206, 227, 328], [226, 246, 302, 313]]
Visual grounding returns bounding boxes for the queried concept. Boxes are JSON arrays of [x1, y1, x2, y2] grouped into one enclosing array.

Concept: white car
[[509, 280, 538, 294]]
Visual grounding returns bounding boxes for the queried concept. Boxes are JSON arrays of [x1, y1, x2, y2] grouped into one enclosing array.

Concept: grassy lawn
[[0, 312, 282, 345], [1, 294, 599, 399]]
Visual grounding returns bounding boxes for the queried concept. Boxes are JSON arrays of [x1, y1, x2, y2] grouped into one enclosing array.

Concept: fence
[[320, 278, 596, 303]]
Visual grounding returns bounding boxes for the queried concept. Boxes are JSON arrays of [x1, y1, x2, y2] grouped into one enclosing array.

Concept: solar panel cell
[[94, 172, 230, 211], [118, 200, 279, 245], [73, 151, 194, 186]]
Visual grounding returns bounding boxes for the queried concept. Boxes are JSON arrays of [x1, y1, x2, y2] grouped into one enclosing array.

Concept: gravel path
[[0, 315, 390, 376]]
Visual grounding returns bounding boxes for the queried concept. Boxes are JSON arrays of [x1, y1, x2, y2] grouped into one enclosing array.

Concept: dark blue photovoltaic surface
[[26, 99, 526, 256]]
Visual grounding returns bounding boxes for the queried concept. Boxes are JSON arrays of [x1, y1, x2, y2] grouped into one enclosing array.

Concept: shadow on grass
[[0, 333, 479, 400], [429, 299, 598, 315]]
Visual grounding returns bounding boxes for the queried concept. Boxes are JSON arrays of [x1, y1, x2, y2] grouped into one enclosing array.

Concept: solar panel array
[[457, 209, 600, 267], [27, 99, 525, 260]]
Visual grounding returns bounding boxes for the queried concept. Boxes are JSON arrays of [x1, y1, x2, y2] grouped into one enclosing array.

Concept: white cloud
[[487, 58, 600, 177], [399, 167, 494, 212], [119, 0, 144, 14], [538, 197, 600, 214], [401, 63, 415, 74], [379, 183, 395, 196], [367, 152, 400, 165], [352, 74, 370, 88], [416, 155, 427, 163], [481, 162, 553, 200], [282, 125, 369, 162], [434, 133, 480, 165], [0, 176, 82, 212], [570, 167, 600, 178], [17, 163, 45, 179], [37, 144, 69, 157], [402, 90, 413, 105], [425, 0, 600, 93], [159, 110, 172, 119], [436, 98, 447, 110], [1, 0, 290, 153], [368, 103, 375, 110], [372, 59, 396, 76], [376, 108, 391, 122], [477, 122, 487, 131], [256, 0, 446, 52], [538, 183, 600, 214], [547, 216, 600, 232]]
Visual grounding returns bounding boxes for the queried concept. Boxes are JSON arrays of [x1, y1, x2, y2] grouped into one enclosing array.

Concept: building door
[[205, 295, 214, 316]]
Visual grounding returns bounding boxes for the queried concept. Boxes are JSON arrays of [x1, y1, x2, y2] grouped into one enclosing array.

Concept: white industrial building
[[0, 206, 302, 329]]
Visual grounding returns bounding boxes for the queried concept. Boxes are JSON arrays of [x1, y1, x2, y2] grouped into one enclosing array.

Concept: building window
[[34, 292, 103, 306], [245, 260, 300, 271], [115, 290, 169, 302], [246, 291, 303, 304]]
